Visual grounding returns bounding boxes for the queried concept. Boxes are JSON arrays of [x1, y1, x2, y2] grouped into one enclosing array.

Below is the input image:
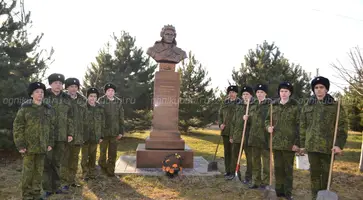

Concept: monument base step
[[145, 136, 185, 150], [136, 143, 194, 168]]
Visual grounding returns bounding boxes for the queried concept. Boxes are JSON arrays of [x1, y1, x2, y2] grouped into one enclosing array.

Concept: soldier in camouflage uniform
[[218, 85, 239, 179], [266, 82, 300, 200], [97, 83, 124, 176], [42, 73, 74, 196], [247, 83, 271, 189], [13, 82, 54, 200], [229, 86, 253, 182], [62, 78, 87, 188], [300, 76, 348, 199], [82, 87, 105, 180]]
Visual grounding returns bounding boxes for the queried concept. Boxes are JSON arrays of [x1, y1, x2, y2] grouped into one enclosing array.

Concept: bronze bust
[[147, 25, 187, 64]]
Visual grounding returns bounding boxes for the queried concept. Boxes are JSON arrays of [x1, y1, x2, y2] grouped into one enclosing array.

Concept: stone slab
[[136, 144, 193, 168], [151, 71, 180, 132], [115, 155, 220, 176], [145, 136, 185, 150]]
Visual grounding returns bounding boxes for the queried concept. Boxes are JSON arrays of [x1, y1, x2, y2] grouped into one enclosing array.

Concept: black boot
[[224, 172, 231, 177]]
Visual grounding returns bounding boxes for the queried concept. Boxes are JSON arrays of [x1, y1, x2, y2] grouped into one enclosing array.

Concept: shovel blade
[[316, 190, 338, 200], [207, 161, 218, 171], [263, 186, 278, 200]]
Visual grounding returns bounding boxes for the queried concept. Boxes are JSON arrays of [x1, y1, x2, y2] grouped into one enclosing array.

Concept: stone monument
[[136, 25, 194, 168]]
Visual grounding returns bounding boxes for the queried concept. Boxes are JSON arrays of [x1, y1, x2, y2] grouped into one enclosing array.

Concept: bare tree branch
[[331, 46, 363, 96]]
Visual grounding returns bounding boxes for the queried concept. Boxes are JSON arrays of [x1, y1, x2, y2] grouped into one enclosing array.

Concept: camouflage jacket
[[300, 94, 348, 154], [218, 98, 242, 136], [67, 92, 87, 145], [43, 89, 74, 142], [84, 103, 105, 144], [248, 98, 272, 148], [265, 98, 300, 151], [13, 100, 55, 154], [97, 95, 124, 137], [230, 99, 253, 144]]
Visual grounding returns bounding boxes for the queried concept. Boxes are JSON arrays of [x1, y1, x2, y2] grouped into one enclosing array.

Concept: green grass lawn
[[1, 130, 362, 200]]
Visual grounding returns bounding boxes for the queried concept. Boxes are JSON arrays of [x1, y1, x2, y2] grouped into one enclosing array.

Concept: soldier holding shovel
[[218, 85, 240, 179], [266, 82, 300, 200], [229, 86, 253, 181], [300, 76, 348, 199]]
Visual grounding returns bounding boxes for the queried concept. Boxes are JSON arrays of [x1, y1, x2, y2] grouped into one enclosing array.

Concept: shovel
[[263, 103, 278, 200], [208, 136, 222, 171], [232, 98, 250, 182], [316, 99, 341, 200]]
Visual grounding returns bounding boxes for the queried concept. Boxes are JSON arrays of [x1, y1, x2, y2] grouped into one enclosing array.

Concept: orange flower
[[169, 169, 174, 174], [172, 164, 178, 168], [165, 167, 170, 172], [162, 166, 166, 171], [165, 159, 170, 163]]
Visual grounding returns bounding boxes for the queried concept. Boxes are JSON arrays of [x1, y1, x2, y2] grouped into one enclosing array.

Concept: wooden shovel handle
[[327, 99, 341, 190], [236, 99, 250, 169]]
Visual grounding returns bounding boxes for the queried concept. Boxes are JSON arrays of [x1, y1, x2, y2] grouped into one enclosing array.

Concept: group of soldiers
[[218, 76, 348, 200], [13, 73, 125, 200]]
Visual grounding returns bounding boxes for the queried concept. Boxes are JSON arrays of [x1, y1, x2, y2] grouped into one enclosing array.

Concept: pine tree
[[83, 42, 113, 93], [83, 31, 156, 132], [231, 41, 311, 99], [0, 0, 52, 129], [342, 85, 363, 131], [0, 0, 53, 149], [178, 51, 219, 133]]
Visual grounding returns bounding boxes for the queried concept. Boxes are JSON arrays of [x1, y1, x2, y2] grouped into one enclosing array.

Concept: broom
[[316, 99, 341, 200], [263, 103, 278, 200], [232, 98, 250, 182]]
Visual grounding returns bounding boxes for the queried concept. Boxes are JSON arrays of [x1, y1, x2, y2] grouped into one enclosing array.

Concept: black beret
[[48, 73, 65, 85], [278, 81, 293, 94], [104, 83, 116, 92], [240, 85, 254, 95], [226, 85, 238, 94], [28, 81, 46, 97], [87, 87, 99, 98], [255, 84, 268, 93], [65, 78, 80, 89], [311, 76, 330, 91]]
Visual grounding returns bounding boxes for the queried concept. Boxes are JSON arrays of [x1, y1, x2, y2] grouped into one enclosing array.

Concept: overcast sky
[[24, 0, 363, 93]]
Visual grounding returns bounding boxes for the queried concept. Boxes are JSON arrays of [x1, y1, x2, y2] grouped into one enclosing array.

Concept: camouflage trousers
[[43, 141, 65, 192], [222, 136, 232, 174], [243, 145, 253, 181], [308, 152, 331, 199], [98, 136, 118, 176], [21, 154, 45, 200], [61, 144, 81, 185], [251, 147, 270, 186], [81, 142, 98, 178], [231, 143, 242, 178], [273, 150, 295, 197], [230, 143, 252, 181]]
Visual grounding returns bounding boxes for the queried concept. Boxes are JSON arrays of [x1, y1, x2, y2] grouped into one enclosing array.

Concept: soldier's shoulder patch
[[236, 98, 243, 104], [43, 103, 52, 109], [114, 96, 122, 102], [95, 103, 104, 108], [77, 92, 87, 101], [271, 99, 279, 105], [21, 99, 33, 108], [265, 98, 273, 104], [97, 95, 106, 101], [289, 98, 299, 105]]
